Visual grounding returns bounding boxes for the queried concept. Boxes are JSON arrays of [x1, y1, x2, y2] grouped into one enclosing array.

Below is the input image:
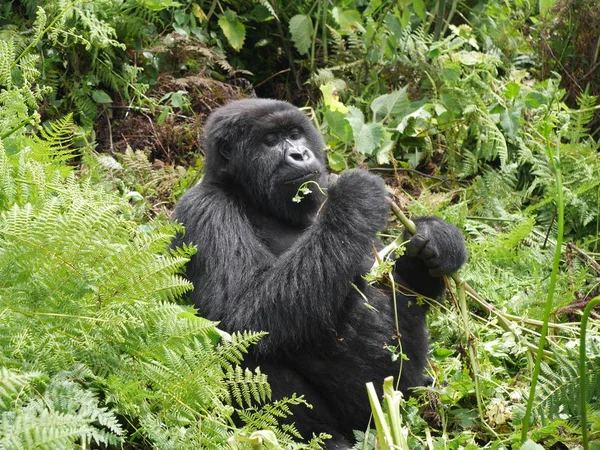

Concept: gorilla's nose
[[284, 144, 314, 168]]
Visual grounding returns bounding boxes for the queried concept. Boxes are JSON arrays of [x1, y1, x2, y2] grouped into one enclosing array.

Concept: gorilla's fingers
[[405, 234, 429, 258], [428, 267, 445, 277]]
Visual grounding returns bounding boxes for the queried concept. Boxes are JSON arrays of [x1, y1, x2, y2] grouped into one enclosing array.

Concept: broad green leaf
[[327, 151, 347, 171], [397, 107, 432, 136], [525, 92, 548, 108], [441, 61, 461, 84], [92, 90, 112, 104], [376, 131, 394, 165], [141, 0, 182, 11], [169, 91, 189, 109], [370, 88, 410, 121], [320, 82, 348, 114], [455, 50, 485, 66], [505, 82, 521, 99], [433, 347, 454, 359], [412, 0, 426, 22], [218, 10, 246, 51], [347, 107, 385, 155], [332, 7, 365, 33], [323, 109, 352, 143], [289, 14, 313, 56], [500, 108, 520, 140]]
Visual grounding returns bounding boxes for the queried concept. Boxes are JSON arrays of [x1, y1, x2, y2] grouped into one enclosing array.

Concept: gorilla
[[172, 98, 467, 447]]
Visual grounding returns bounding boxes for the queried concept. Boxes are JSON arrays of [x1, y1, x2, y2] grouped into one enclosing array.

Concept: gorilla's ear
[[204, 107, 248, 163], [219, 143, 232, 161]]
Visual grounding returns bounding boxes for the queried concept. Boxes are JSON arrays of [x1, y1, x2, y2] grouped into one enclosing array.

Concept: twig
[[567, 242, 600, 276]]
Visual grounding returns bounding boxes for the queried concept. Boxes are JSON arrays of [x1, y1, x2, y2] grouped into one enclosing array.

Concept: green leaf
[[323, 110, 352, 143], [370, 88, 410, 121], [327, 151, 347, 171], [441, 61, 461, 84], [375, 131, 394, 165], [141, 0, 182, 11], [289, 14, 314, 55], [92, 90, 112, 104], [432, 347, 454, 359], [169, 90, 189, 109], [505, 82, 520, 100], [320, 82, 348, 114], [332, 7, 365, 33], [455, 50, 485, 66], [412, 0, 426, 22], [524, 92, 548, 108], [397, 107, 432, 136], [218, 10, 246, 51], [500, 108, 520, 141], [347, 107, 385, 156]]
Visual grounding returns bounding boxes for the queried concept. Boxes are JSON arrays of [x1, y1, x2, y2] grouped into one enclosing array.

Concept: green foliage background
[[1, 0, 599, 448]]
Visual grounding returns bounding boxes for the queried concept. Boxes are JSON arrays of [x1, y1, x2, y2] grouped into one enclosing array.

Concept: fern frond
[[217, 331, 267, 365], [0, 368, 43, 410], [537, 340, 600, 421], [25, 114, 79, 163], [226, 365, 270, 408], [0, 141, 16, 209], [237, 394, 312, 443], [0, 38, 15, 88], [568, 93, 598, 143]]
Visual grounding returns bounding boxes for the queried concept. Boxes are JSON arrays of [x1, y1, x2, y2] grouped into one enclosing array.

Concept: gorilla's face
[[203, 99, 329, 225]]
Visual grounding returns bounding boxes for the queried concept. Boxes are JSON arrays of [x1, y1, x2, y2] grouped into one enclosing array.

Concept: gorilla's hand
[[404, 216, 467, 277], [325, 169, 390, 235]]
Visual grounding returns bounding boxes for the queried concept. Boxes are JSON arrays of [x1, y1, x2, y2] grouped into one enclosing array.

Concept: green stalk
[[580, 296, 600, 450], [321, 0, 328, 64], [521, 139, 564, 444], [390, 203, 486, 422], [11, 1, 77, 70], [366, 382, 392, 450], [382, 377, 409, 448]]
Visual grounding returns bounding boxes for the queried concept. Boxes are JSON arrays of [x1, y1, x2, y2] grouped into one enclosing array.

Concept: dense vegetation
[[0, 0, 599, 448]]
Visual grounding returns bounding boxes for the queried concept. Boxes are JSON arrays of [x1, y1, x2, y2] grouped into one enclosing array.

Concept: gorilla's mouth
[[284, 171, 320, 185]]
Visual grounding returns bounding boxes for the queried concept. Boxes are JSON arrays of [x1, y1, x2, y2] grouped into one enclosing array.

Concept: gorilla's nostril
[[290, 152, 304, 162]]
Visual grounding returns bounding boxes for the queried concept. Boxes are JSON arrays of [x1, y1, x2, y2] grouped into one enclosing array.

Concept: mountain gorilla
[[172, 99, 467, 448]]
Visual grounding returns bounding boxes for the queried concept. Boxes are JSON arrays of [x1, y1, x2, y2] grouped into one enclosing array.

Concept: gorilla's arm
[[174, 170, 390, 355], [394, 216, 467, 300]]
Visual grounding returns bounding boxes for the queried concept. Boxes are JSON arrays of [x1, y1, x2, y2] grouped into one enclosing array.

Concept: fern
[[226, 365, 271, 408], [568, 93, 597, 143], [537, 340, 600, 422], [0, 368, 44, 411], [0, 370, 123, 449]]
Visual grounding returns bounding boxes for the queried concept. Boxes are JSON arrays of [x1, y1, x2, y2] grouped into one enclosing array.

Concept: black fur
[[172, 99, 467, 447]]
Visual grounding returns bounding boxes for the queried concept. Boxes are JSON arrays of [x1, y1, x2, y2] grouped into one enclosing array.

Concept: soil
[[94, 72, 248, 166]]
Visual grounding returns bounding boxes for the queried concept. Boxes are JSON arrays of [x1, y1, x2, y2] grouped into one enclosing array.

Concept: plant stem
[[390, 202, 486, 422], [521, 138, 564, 444], [580, 296, 600, 450], [12, 1, 77, 69]]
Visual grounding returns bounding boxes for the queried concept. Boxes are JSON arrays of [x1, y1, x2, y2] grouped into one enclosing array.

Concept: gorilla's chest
[[249, 214, 306, 256]]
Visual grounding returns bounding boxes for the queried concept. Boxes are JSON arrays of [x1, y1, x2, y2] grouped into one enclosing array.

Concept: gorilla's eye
[[289, 128, 302, 140], [264, 134, 279, 147]]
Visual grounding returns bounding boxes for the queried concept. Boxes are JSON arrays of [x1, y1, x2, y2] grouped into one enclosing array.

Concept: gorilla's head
[[202, 99, 329, 225]]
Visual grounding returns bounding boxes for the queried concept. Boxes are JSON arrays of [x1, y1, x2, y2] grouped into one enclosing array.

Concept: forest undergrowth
[[0, 0, 599, 448]]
